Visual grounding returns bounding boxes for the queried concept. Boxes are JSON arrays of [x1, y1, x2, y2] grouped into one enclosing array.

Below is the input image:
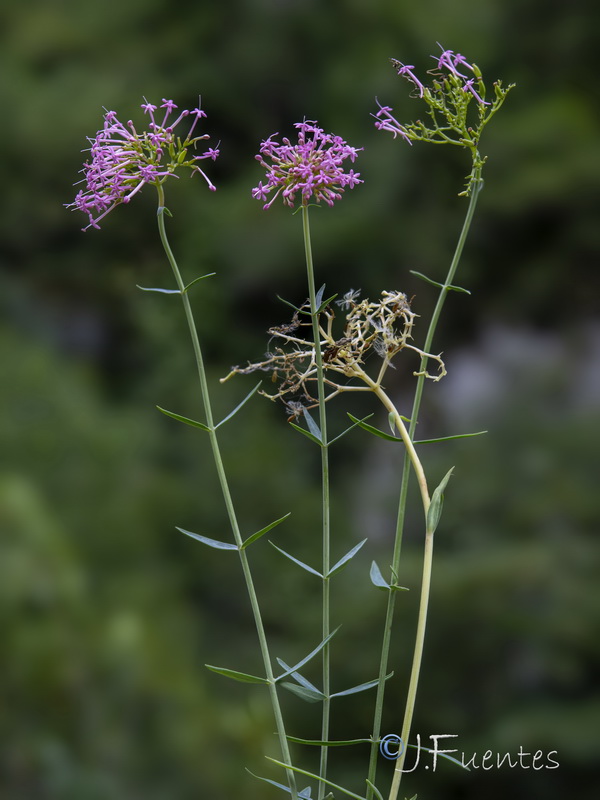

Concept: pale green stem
[[301, 203, 331, 800], [155, 184, 298, 800], [366, 161, 483, 800]]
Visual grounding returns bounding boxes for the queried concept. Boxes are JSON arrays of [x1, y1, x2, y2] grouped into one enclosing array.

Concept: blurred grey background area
[[1, 1, 599, 798]]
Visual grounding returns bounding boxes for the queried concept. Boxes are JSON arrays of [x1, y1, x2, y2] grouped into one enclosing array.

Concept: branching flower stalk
[[68, 99, 300, 799], [251, 121, 363, 799], [367, 49, 514, 800]]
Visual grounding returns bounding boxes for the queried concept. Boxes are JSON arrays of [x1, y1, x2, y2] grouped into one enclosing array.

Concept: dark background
[[1, 1, 599, 798]]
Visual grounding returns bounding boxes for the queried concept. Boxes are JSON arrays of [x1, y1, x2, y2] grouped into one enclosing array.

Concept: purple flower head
[[251, 121, 363, 210], [67, 98, 219, 230]]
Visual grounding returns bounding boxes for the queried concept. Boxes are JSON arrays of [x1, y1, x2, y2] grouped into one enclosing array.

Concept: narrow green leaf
[[156, 405, 211, 432], [330, 672, 392, 698], [281, 682, 324, 703], [157, 205, 173, 218], [267, 759, 368, 800], [136, 285, 180, 295], [370, 560, 390, 590], [347, 414, 403, 443], [409, 270, 470, 295], [317, 293, 338, 314], [246, 773, 313, 799], [328, 414, 375, 446], [275, 628, 339, 682], [315, 283, 326, 309], [303, 408, 323, 443], [276, 294, 302, 313], [276, 660, 321, 694], [415, 430, 487, 444], [286, 736, 372, 747], [205, 664, 268, 684], [241, 512, 291, 550], [447, 283, 471, 295], [269, 542, 323, 577], [176, 527, 238, 550], [328, 538, 368, 577], [426, 466, 454, 534], [182, 272, 216, 293], [388, 412, 397, 435], [365, 780, 385, 800], [410, 270, 444, 289], [288, 422, 323, 447], [216, 382, 261, 429]]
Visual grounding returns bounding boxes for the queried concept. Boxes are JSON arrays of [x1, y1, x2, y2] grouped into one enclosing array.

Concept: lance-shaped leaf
[[245, 772, 313, 799], [370, 560, 390, 590], [176, 527, 238, 550], [156, 405, 211, 432], [328, 414, 374, 446], [215, 382, 261, 429], [369, 561, 408, 593], [388, 412, 397, 435], [426, 466, 454, 534], [276, 294, 303, 314], [286, 736, 373, 747], [365, 780, 385, 800], [275, 628, 339, 682], [281, 682, 324, 703], [205, 664, 268, 684], [288, 421, 323, 447], [415, 430, 487, 444], [241, 512, 291, 550], [182, 272, 216, 293], [347, 413, 404, 443], [330, 672, 393, 698], [276, 659, 322, 695], [303, 408, 323, 443], [410, 269, 471, 294], [328, 538, 367, 577], [266, 759, 369, 800], [314, 283, 327, 310], [136, 285, 181, 295], [270, 542, 323, 577]]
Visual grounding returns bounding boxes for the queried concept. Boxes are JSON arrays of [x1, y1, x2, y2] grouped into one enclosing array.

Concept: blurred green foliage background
[[1, 0, 599, 798]]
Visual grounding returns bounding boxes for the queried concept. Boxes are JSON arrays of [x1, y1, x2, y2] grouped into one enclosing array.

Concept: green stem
[[301, 203, 331, 800], [155, 184, 298, 800], [366, 162, 483, 800]]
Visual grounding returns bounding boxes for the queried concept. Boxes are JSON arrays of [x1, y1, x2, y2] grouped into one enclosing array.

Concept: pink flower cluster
[[251, 121, 362, 210], [68, 99, 219, 230], [374, 45, 489, 142]]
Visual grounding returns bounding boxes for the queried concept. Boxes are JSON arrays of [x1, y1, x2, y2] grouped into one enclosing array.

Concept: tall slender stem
[[301, 203, 331, 800], [366, 163, 483, 799], [155, 184, 298, 800]]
